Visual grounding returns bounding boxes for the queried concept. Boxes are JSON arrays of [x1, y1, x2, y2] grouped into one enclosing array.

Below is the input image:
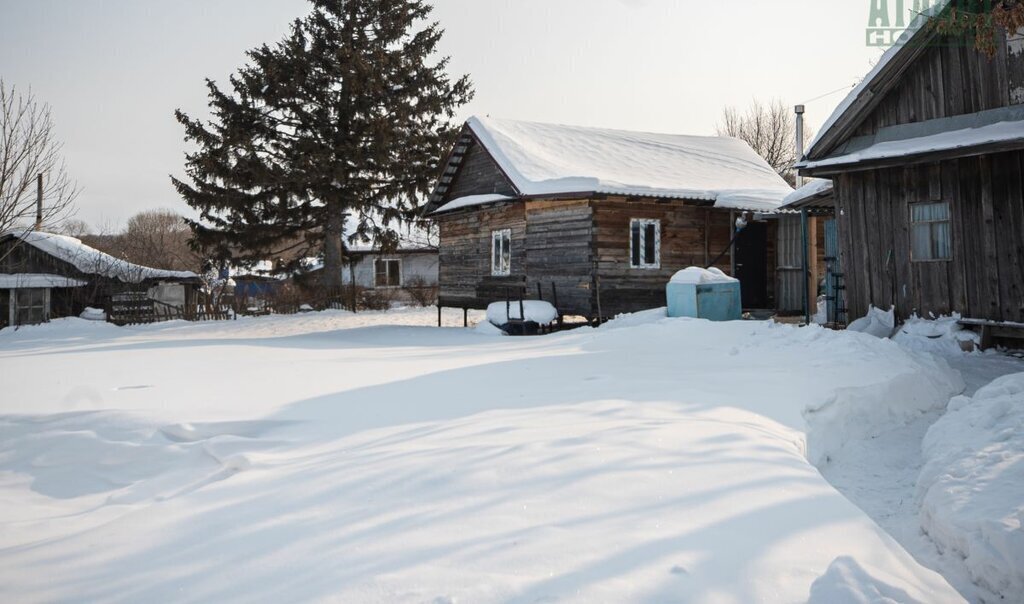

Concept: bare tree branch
[[715, 98, 814, 186], [0, 80, 79, 232]]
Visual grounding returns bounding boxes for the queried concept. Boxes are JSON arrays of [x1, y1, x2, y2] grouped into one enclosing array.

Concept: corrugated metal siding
[[776, 215, 804, 313]]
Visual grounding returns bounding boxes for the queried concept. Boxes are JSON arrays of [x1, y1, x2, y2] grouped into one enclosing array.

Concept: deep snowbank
[[918, 373, 1024, 599], [0, 309, 966, 602]]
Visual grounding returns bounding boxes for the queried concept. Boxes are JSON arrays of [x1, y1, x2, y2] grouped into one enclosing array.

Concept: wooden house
[[423, 117, 793, 321], [798, 6, 1024, 328], [0, 230, 200, 327], [339, 246, 438, 293]]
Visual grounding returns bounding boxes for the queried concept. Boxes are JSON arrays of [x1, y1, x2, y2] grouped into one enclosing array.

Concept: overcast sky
[[0, 0, 892, 229]]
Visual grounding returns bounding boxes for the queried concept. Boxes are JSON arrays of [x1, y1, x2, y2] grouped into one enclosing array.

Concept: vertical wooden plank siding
[[838, 151, 1024, 322]]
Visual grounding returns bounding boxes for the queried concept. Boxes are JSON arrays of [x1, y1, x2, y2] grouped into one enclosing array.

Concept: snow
[[431, 193, 515, 214], [0, 273, 87, 288], [79, 307, 107, 321], [0, 308, 972, 602], [485, 299, 558, 325], [847, 305, 895, 338], [781, 178, 833, 208], [822, 313, 1024, 603], [3, 230, 197, 283], [468, 116, 793, 211], [669, 266, 737, 285], [800, 120, 1024, 171], [918, 373, 1024, 600], [893, 314, 980, 356]]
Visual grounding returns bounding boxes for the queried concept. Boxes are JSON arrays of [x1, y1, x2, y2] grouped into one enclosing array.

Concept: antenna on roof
[[35, 173, 43, 231]]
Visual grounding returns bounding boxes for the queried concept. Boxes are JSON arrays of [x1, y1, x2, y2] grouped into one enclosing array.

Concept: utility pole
[[35, 173, 43, 231], [794, 105, 805, 189]]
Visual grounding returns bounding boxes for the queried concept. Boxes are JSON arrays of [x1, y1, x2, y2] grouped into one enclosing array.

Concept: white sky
[[0, 0, 897, 229]]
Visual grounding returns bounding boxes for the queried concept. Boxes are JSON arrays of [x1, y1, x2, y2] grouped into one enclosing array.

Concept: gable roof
[[1, 230, 199, 284], [805, 1, 951, 161], [426, 116, 793, 214]]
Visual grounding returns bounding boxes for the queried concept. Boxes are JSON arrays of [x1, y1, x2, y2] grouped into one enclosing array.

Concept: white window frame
[[491, 229, 512, 276], [374, 258, 402, 288], [629, 219, 661, 269], [910, 201, 952, 262]]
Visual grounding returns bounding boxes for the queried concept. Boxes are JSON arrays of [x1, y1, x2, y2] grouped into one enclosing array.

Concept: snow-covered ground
[[0, 307, 990, 602], [822, 318, 1024, 604]]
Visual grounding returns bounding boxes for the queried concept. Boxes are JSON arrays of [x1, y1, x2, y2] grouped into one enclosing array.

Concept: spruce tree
[[172, 0, 472, 290]]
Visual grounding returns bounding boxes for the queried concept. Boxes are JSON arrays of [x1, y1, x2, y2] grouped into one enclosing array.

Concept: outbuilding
[[424, 116, 793, 321], [0, 229, 200, 327]]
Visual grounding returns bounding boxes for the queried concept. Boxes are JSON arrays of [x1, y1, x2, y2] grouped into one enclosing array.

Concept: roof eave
[[801, 137, 1024, 176]]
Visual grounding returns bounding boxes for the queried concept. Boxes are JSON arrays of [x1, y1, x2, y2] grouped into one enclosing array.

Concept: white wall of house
[[341, 252, 438, 289], [148, 282, 187, 308]]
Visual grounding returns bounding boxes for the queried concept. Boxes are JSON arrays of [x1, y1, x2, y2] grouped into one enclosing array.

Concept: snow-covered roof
[[800, 120, 1024, 171], [431, 193, 515, 215], [2, 230, 198, 284], [465, 116, 793, 212], [781, 179, 834, 208], [0, 273, 88, 289], [806, 1, 950, 159]]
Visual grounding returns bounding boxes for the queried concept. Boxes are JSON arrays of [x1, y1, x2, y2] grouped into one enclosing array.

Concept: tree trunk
[[321, 200, 344, 295]]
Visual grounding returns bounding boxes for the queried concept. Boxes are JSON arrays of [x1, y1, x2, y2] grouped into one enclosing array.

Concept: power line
[[800, 84, 856, 106]]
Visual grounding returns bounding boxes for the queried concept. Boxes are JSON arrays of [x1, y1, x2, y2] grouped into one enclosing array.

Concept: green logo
[[866, 0, 938, 46]]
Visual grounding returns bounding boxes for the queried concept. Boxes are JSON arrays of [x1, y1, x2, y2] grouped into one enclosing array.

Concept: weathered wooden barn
[[798, 8, 1024, 327], [423, 117, 793, 320], [0, 230, 200, 327]]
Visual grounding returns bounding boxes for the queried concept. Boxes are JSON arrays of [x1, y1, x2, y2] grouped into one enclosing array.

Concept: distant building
[[423, 116, 793, 320], [339, 247, 438, 292], [0, 230, 199, 327]]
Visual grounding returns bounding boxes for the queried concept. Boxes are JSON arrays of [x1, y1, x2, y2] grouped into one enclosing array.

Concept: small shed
[[423, 116, 793, 321], [0, 230, 200, 328]]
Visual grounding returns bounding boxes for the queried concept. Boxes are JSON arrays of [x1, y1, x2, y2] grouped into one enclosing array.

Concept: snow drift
[[0, 309, 965, 602], [918, 373, 1024, 599]]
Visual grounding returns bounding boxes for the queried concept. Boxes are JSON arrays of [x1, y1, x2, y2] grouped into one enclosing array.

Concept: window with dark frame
[[13, 288, 47, 325], [374, 259, 401, 287], [491, 229, 511, 276], [910, 201, 951, 261], [630, 219, 660, 269]]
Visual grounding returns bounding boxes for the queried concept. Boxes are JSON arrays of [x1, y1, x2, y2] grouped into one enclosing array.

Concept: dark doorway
[[734, 221, 769, 309]]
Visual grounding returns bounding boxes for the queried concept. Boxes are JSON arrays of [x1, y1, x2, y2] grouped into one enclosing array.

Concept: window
[[911, 201, 951, 261], [374, 259, 401, 288], [491, 229, 511, 276], [12, 288, 48, 326], [630, 219, 661, 268]]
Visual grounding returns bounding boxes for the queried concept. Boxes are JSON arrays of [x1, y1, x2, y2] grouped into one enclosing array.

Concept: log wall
[[590, 200, 736, 317], [437, 202, 528, 309]]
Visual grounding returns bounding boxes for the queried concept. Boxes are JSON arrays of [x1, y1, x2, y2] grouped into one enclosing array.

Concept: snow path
[[0, 309, 966, 602], [821, 352, 1024, 603]]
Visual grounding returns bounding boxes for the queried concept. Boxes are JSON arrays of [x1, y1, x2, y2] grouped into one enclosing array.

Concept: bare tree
[[60, 218, 91, 238], [118, 209, 200, 272], [0, 80, 78, 232], [716, 98, 813, 186]]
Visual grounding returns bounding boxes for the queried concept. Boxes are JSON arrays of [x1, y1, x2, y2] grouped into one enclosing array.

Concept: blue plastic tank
[[666, 281, 742, 321]]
